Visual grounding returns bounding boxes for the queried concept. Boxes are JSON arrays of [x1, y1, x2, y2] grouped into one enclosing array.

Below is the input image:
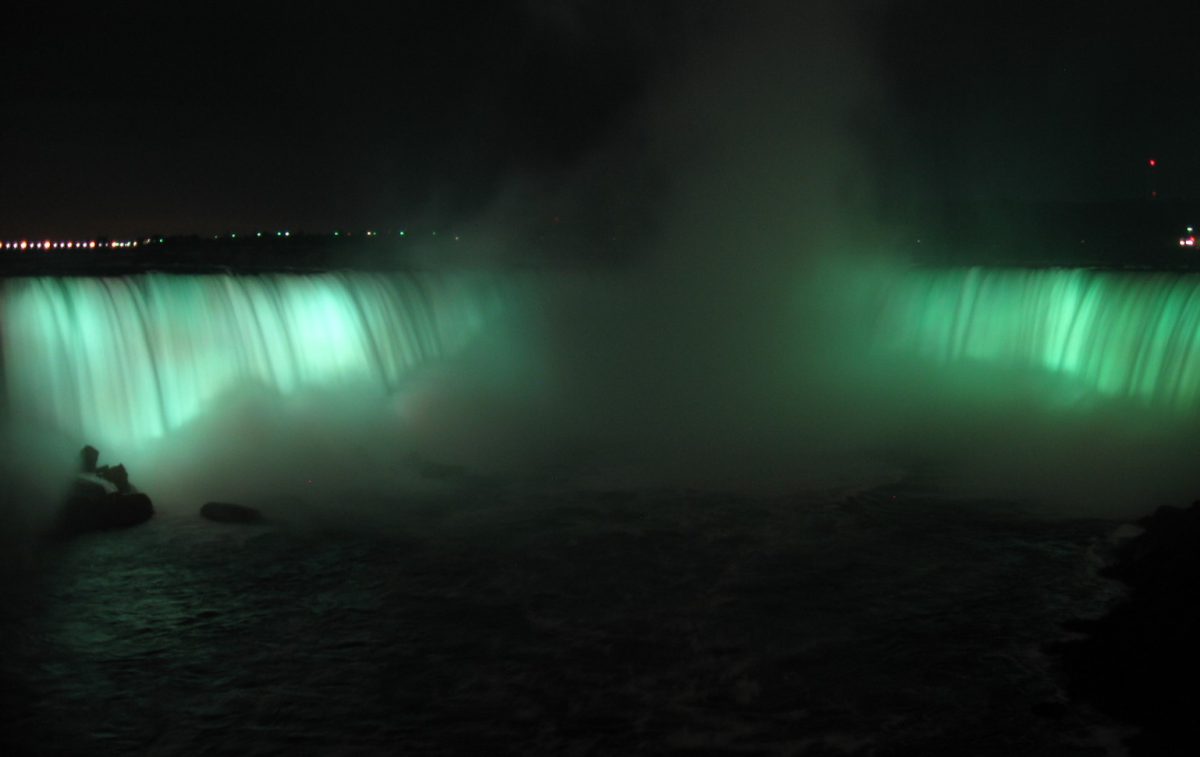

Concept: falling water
[[879, 267, 1200, 410], [7, 264, 1200, 477], [0, 272, 508, 446]]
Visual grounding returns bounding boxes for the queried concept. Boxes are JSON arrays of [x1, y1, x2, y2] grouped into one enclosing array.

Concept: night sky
[[3, 1, 1198, 240]]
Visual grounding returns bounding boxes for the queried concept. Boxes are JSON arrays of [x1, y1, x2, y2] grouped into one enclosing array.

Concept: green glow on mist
[[881, 267, 1200, 408], [2, 272, 507, 445]]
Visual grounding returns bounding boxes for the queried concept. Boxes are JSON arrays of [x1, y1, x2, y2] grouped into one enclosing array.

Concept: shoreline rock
[[55, 486, 154, 536], [52, 445, 154, 537], [1050, 501, 1200, 755]]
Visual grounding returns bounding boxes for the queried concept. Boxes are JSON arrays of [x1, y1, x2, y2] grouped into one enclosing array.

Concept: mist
[[4, 1, 1198, 558], [382, 0, 1200, 517]]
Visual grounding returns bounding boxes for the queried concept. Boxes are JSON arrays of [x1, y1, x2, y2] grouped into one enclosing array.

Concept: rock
[[52, 445, 153, 537], [96, 463, 131, 493], [103, 493, 154, 528], [55, 489, 154, 536], [1049, 500, 1200, 754], [80, 444, 100, 473], [70, 474, 116, 499], [200, 502, 263, 523]]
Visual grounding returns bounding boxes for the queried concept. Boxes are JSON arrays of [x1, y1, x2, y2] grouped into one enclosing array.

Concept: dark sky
[[2, 1, 1198, 239]]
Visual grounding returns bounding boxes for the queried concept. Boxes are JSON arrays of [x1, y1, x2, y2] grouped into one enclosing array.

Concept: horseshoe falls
[[0, 272, 508, 447], [878, 267, 1200, 411], [5, 264, 1200, 498]]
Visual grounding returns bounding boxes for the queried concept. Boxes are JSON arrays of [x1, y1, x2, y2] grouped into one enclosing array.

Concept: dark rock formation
[[200, 502, 263, 523], [96, 463, 131, 493], [56, 487, 154, 536], [1050, 501, 1200, 755], [53, 445, 153, 536], [80, 445, 99, 473]]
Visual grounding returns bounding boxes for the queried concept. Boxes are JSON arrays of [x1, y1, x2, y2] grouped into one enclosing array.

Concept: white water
[[1, 272, 508, 447], [4, 264, 1200, 520], [879, 267, 1200, 410]]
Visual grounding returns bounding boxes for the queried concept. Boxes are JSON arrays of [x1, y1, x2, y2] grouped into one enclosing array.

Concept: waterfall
[[1, 271, 508, 445], [10, 263, 1200, 459], [879, 267, 1200, 409]]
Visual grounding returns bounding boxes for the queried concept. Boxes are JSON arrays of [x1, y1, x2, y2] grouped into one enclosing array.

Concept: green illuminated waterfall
[[1, 272, 506, 445], [7, 265, 1200, 454], [880, 267, 1200, 409]]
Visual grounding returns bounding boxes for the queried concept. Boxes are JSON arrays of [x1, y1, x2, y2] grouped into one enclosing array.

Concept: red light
[[1149, 159, 1157, 167]]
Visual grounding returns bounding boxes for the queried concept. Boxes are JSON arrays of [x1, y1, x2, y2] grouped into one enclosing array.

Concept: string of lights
[[0, 229, 462, 252], [2, 240, 137, 251]]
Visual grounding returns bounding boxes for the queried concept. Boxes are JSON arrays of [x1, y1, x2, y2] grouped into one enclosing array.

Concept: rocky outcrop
[[200, 502, 263, 523], [96, 463, 131, 493], [56, 483, 154, 536], [53, 446, 153, 536], [1050, 501, 1200, 755]]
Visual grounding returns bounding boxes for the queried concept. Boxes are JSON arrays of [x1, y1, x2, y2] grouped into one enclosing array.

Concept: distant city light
[[0, 230, 392, 254]]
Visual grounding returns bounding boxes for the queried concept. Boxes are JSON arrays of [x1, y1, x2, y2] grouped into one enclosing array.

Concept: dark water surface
[[1, 484, 1132, 755]]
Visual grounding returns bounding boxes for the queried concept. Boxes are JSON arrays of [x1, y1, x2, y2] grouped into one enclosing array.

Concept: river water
[[1, 477, 1133, 755]]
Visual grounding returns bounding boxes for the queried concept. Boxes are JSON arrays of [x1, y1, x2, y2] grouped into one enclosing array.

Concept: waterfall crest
[[881, 267, 1200, 409], [1, 272, 506, 444]]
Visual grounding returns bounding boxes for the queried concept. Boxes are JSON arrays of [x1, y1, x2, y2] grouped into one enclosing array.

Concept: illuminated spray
[[0, 272, 508, 446], [879, 266, 1200, 409], [6, 262, 1200, 506]]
